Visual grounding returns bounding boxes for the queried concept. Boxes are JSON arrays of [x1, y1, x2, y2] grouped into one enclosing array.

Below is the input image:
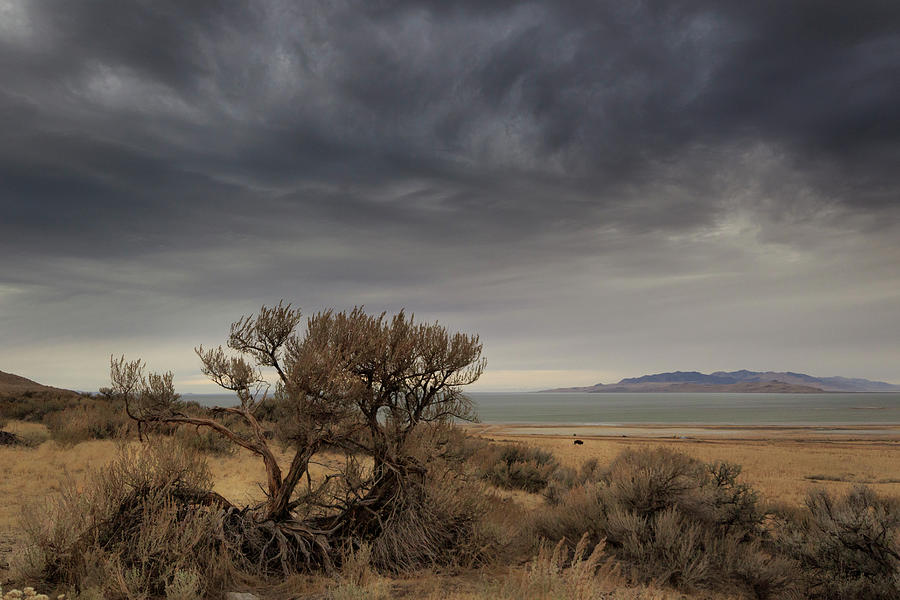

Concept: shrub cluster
[[543, 457, 605, 505], [0, 390, 81, 422], [534, 448, 791, 597], [43, 403, 130, 445], [529, 447, 900, 600], [0, 586, 54, 600], [18, 439, 231, 599], [172, 425, 236, 457], [352, 425, 506, 573], [0, 389, 249, 453], [1, 392, 129, 445], [780, 485, 900, 599], [475, 442, 561, 493], [17, 432, 506, 597]]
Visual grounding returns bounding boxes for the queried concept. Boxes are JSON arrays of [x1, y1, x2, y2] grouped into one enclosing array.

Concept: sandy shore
[[467, 423, 900, 440]]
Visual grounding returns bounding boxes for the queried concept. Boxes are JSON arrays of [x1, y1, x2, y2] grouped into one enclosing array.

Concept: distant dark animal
[[573, 439, 584, 445]]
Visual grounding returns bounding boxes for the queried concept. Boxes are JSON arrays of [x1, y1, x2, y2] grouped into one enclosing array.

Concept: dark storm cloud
[[1, 0, 898, 389]]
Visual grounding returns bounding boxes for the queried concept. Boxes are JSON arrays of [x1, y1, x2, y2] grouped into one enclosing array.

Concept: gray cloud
[[1, 0, 898, 390]]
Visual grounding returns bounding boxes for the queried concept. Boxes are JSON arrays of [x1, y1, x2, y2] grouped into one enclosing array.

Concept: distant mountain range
[[541, 370, 900, 393]]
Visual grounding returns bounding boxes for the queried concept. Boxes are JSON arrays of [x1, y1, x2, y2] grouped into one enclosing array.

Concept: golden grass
[[315, 565, 700, 600], [1, 422, 49, 437], [0, 438, 118, 530], [0, 425, 348, 531], [2, 420, 898, 599], [3, 421, 898, 532], [481, 433, 900, 505]]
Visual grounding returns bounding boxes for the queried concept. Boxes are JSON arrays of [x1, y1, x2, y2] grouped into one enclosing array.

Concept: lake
[[182, 391, 900, 425]]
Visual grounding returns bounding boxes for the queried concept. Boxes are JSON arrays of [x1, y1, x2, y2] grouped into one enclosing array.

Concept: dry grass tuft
[[475, 534, 690, 600], [326, 543, 390, 600], [14, 438, 231, 599]]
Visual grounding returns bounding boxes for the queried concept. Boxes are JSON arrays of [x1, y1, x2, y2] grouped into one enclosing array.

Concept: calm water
[[471, 392, 900, 425], [183, 391, 900, 425]]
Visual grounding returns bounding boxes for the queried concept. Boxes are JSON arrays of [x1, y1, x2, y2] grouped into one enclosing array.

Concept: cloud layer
[[1, 0, 898, 390]]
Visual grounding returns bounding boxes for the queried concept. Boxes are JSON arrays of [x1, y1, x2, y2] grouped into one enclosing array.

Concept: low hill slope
[[1, 371, 46, 390], [0, 370, 79, 397]]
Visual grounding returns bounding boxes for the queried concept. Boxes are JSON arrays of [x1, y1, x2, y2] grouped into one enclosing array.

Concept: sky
[[1, 1, 899, 392]]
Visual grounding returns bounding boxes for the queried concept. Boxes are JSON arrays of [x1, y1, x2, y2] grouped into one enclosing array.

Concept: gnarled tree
[[107, 302, 486, 572]]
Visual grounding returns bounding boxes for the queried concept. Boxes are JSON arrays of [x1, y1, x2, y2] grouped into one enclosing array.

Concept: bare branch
[[228, 301, 302, 385]]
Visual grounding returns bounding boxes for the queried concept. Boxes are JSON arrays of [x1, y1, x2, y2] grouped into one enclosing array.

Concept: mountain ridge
[[541, 370, 900, 393]]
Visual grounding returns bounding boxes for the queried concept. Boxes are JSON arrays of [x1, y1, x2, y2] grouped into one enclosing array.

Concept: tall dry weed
[[478, 533, 680, 599], [327, 543, 390, 600]]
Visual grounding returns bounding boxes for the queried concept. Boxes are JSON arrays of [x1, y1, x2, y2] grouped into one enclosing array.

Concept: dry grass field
[[476, 428, 900, 506], [3, 421, 898, 529], [0, 425, 346, 531], [2, 420, 899, 599], [5, 381, 896, 518], [0, 428, 699, 599]]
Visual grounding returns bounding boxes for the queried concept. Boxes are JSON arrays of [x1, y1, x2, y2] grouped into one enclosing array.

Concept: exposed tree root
[[222, 508, 336, 576]]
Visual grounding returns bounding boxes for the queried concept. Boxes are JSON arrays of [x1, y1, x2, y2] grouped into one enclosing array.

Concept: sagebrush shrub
[[780, 485, 900, 599], [533, 447, 790, 598], [543, 466, 577, 505], [18, 438, 231, 599], [578, 458, 604, 484], [603, 448, 706, 517], [477, 443, 560, 493], [173, 425, 236, 456], [368, 440, 503, 572], [44, 403, 129, 445], [534, 482, 609, 549], [0, 391, 78, 422]]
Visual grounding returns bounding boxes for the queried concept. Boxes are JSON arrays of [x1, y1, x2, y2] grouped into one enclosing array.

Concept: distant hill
[[1, 370, 50, 391], [620, 371, 738, 385], [709, 371, 900, 392], [0, 370, 79, 398], [542, 370, 900, 393]]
